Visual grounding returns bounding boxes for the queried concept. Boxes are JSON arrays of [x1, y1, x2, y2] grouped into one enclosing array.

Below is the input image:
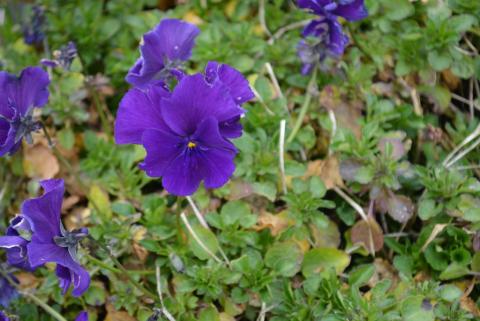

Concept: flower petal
[[75, 311, 88, 321], [331, 0, 368, 21], [114, 86, 170, 145], [140, 128, 185, 177], [162, 74, 242, 136], [21, 179, 64, 243], [0, 235, 33, 271]]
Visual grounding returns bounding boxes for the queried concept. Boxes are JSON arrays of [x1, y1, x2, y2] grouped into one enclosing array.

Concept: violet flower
[[0, 66, 50, 157], [0, 216, 35, 271], [0, 311, 9, 321], [126, 19, 200, 89], [0, 179, 90, 296], [41, 41, 77, 71], [75, 311, 88, 321], [23, 5, 45, 46], [297, 0, 367, 72], [115, 72, 250, 196]]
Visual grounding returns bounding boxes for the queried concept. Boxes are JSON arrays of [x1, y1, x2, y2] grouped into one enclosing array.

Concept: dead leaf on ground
[[461, 296, 480, 317], [15, 272, 40, 290], [23, 144, 59, 179], [367, 258, 398, 289], [253, 210, 292, 236], [310, 220, 340, 248], [441, 69, 460, 90], [228, 179, 254, 200], [351, 218, 384, 254], [64, 207, 91, 231], [105, 304, 137, 321], [386, 194, 415, 223], [304, 155, 345, 189]]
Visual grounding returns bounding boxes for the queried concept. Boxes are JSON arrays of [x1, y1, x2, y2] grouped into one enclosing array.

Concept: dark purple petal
[[193, 117, 237, 189], [0, 310, 10, 321], [140, 128, 185, 178], [0, 119, 16, 157], [219, 116, 243, 139], [331, 0, 368, 21], [1, 67, 50, 116], [0, 274, 18, 308], [161, 153, 204, 196], [126, 19, 199, 88], [161, 74, 242, 136], [28, 243, 90, 296], [75, 311, 88, 321], [0, 236, 33, 271], [298, 0, 331, 13], [21, 179, 64, 244], [326, 18, 349, 55], [114, 86, 171, 145], [204, 61, 254, 105]]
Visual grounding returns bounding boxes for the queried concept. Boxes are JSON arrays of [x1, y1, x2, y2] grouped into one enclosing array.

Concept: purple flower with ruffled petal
[[115, 71, 249, 196], [75, 311, 88, 321], [298, 0, 368, 22], [204, 61, 254, 138], [0, 273, 18, 308], [41, 42, 77, 71], [0, 311, 9, 321], [126, 19, 200, 89], [20, 179, 90, 297], [0, 216, 35, 271], [0, 66, 50, 157]]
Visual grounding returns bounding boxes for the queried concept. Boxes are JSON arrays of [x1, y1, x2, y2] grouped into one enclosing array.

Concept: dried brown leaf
[[351, 218, 384, 254], [253, 211, 292, 236], [305, 156, 345, 189], [23, 144, 59, 179], [105, 304, 137, 321]]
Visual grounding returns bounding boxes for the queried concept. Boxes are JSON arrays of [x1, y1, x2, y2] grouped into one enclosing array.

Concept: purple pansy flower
[[0, 272, 18, 308], [0, 216, 35, 271], [115, 72, 249, 196], [21, 179, 90, 297], [204, 61, 254, 138], [75, 311, 88, 321], [0, 66, 50, 157], [298, 0, 368, 22], [126, 19, 200, 89], [0, 311, 9, 321]]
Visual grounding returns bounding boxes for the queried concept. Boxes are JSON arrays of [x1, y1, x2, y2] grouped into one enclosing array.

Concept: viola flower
[[22, 179, 90, 297], [0, 66, 50, 157], [0, 311, 9, 321], [204, 61, 254, 138], [115, 73, 246, 196], [298, 0, 368, 22], [126, 19, 200, 89], [0, 216, 35, 271], [41, 41, 78, 71], [75, 311, 88, 321], [23, 5, 45, 46], [0, 272, 18, 308]]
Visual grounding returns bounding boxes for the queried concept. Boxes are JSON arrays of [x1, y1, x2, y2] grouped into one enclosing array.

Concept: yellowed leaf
[[253, 211, 292, 236], [304, 156, 345, 189], [23, 144, 59, 179], [105, 304, 137, 321]]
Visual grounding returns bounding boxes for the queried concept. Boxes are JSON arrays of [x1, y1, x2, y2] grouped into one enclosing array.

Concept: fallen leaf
[[421, 224, 447, 252], [441, 69, 460, 90], [368, 258, 398, 289], [304, 156, 345, 189], [351, 218, 384, 254], [461, 296, 480, 317], [253, 211, 292, 236], [310, 219, 340, 248], [64, 207, 91, 231], [15, 272, 40, 290], [23, 144, 59, 179], [105, 304, 137, 321], [387, 194, 415, 223]]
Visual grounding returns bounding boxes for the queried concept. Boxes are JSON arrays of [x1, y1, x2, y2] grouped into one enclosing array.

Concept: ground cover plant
[[1, 0, 480, 320]]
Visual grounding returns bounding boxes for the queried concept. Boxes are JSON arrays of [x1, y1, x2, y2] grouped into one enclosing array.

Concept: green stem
[[287, 67, 318, 143], [0, 269, 67, 321], [89, 87, 112, 137], [89, 237, 158, 302], [87, 254, 154, 275]]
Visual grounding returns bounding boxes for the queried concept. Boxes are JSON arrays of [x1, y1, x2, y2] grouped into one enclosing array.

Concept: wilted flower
[[0, 66, 50, 157], [115, 70, 252, 196], [23, 5, 45, 46], [41, 41, 77, 70], [0, 179, 90, 297], [126, 19, 200, 89], [297, 0, 367, 71], [0, 311, 9, 321], [75, 311, 88, 321], [0, 272, 18, 308]]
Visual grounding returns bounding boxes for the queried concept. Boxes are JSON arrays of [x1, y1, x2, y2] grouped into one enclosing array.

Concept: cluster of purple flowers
[[0, 179, 90, 298], [297, 0, 368, 74], [115, 19, 254, 196]]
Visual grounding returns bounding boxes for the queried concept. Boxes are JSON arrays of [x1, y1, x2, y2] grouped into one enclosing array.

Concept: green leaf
[[199, 306, 221, 321], [265, 241, 303, 277], [439, 285, 463, 302], [57, 127, 75, 150], [383, 0, 414, 21], [428, 51, 452, 71], [252, 181, 277, 201], [449, 14, 476, 32], [187, 221, 221, 261], [89, 184, 112, 219], [439, 263, 470, 280], [401, 295, 435, 321], [451, 56, 475, 79], [418, 199, 442, 220], [394, 255, 414, 278], [349, 264, 375, 287], [302, 248, 350, 277]]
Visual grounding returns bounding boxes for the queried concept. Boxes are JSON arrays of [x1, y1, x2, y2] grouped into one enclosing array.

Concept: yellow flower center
[[187, 141, 196, 149]]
